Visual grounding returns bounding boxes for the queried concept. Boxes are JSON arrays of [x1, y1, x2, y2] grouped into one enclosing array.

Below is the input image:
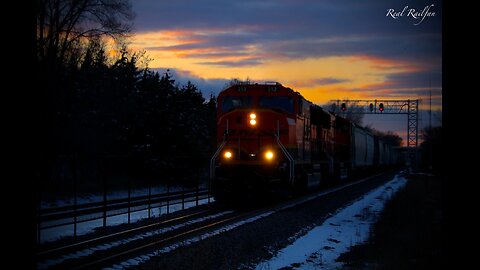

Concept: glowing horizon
[[130, 29, 441, 111]]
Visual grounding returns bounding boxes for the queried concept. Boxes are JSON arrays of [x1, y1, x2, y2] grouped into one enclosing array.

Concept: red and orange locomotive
[[210, 82, 348, 200]]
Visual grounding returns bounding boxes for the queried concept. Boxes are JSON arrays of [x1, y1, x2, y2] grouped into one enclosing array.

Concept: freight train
[[210, 82, 398, 201]]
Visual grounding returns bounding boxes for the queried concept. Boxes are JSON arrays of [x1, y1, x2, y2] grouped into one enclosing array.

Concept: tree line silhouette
[[38, 41, 216, 186], [36, 1, 216, 192]]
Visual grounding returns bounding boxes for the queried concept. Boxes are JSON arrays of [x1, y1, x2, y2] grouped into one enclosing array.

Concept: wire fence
[[36, 155, 212, 245]]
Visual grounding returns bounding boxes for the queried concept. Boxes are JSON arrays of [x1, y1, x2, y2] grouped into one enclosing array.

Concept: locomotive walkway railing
[[276, 134, 295, 185], [210, 139, 227, 179]]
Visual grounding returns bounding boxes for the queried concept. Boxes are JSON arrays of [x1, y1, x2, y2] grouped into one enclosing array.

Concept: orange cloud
[[130, 29, 440, 111]]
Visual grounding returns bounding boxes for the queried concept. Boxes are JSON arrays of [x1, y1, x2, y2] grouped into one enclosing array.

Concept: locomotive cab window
[[221, 96, 253, 112], [259, 96, 294, 113]]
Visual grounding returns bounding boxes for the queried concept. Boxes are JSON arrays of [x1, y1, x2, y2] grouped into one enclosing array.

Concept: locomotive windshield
[[259, 96, 294, 113], [221, 96, 253, 112]]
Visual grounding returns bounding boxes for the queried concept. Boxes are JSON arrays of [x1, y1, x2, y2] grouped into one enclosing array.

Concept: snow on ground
[[39, 197, 213, 244], [105, 173, 407, 270], [105, 210, 278, 270], [39, 173, 407, 269], [255, 173, 407, 270], [37, 210, 234, 270]]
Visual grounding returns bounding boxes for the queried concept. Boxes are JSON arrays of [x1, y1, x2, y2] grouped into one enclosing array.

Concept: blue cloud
[[314, 77, 351, 85], [152, 67, 230, 98], [196, 59, 264, 67], [132, 0, 442, 63]]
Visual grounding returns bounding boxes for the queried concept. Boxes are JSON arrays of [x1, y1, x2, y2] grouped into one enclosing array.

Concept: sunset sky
[[128, 0, 442, 143]]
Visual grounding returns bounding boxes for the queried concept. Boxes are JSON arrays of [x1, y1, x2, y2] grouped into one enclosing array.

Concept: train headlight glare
[[265, 151, 274, 160], [249, 113, 257, 126], [224, 151, 232, 159]]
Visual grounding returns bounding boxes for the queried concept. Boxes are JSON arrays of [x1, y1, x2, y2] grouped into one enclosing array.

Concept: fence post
[[73, 154, 78, 239], [37, 204, 41, 245], [103, 159, 107, 228], [182, 185, 185, 210], [37, 178, 42, 245], [196, 176, 199, 207], [158, 180, 162, 216], [208, 174, 211, 204], [127, 173, 131, 224], [148, 177, 151, 219], [167, 182, 170, 214]]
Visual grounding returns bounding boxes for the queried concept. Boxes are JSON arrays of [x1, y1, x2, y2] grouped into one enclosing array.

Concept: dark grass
[[337, 173, 444, 269]]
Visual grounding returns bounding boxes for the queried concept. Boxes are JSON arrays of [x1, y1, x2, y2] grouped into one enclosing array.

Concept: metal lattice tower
[[332, 99, 420, 170], [406, 99, 419, 171]]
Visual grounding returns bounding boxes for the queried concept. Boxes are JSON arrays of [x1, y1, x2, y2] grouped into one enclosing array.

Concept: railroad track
[[36, 205, 232, 269], [36, 170, 397, 270]]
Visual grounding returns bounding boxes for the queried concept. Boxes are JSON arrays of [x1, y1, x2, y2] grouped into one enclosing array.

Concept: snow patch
[[39, 197, 213, 243], [107, 211, 276, 269], [37, 211, 233, 270], [255, 174, 407, 270]]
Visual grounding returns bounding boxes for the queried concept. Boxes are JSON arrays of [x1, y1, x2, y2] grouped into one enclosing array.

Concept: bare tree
[[225, 77, 252, 87], [37, 0, 134, 65], [326, 100, 364, 126]]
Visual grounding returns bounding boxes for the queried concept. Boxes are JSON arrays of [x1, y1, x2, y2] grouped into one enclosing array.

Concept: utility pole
[[429, 86, 432, 173]]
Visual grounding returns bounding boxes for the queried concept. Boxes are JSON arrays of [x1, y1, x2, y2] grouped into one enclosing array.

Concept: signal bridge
[[331, 99, 419, 171]]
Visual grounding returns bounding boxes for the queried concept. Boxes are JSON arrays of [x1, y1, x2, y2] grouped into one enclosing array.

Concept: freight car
[[210, 82, 398, 201]]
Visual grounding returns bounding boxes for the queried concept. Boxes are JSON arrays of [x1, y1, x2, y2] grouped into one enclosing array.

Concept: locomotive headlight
[[249, 113, 257, 126], [224, 151, 232, 159], [265, 151, 274, 160]]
